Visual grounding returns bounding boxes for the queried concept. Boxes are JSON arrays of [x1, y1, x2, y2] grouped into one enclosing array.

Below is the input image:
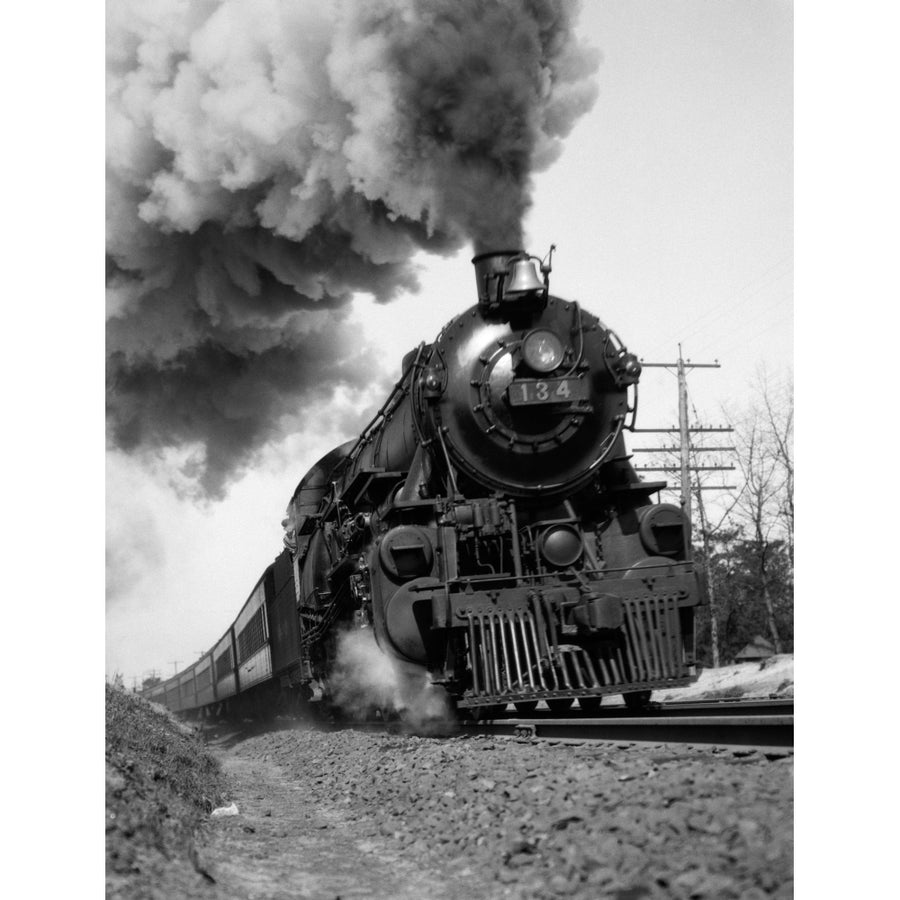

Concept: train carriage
[[234, 575, 272, 691], [212, 630, 237, 703], [145, 682, 166, 707], [178, 668, 196, 711], [194, 653, 215, 708], [163, 678, 180, 713]]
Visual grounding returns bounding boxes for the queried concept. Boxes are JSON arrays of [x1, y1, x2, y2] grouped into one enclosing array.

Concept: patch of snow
[[655, 654, 794, 702]]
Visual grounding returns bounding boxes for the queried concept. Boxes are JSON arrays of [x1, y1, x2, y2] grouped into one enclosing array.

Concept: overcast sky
[[104, 0, 793, 687]]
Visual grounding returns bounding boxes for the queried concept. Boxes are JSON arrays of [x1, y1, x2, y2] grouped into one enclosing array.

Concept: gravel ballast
[[193, 725, 792, 899]]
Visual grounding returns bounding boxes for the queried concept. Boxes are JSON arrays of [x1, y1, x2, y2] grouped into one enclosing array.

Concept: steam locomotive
[[144, 249, 702, 720]]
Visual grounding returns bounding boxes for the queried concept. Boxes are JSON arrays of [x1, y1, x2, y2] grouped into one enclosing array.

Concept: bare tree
[[687, 403, 741, 667], [758, 369, 794, 557], [728, 370, 794, 654]]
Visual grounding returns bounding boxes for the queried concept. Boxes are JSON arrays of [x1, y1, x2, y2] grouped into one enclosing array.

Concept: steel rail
[[458, 699, 794, 749], [199, 699, 794, 752], [460, 715, 792, 749]]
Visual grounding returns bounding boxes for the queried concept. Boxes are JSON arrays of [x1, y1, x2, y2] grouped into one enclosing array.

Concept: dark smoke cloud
[[106, 0, 599, 497]]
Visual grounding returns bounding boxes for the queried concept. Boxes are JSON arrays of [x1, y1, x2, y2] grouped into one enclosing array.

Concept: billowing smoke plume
[[107, 0, 599, 497], [329, 629, 455, 733]]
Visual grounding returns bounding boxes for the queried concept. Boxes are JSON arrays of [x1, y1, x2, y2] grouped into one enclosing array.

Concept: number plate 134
[[506, 377, 589, 407]]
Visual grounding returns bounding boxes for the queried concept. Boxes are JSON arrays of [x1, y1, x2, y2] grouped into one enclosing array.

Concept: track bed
[[185, 720, 793, 899]]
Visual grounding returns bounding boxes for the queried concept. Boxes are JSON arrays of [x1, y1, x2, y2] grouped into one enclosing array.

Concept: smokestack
[[106, 0, 599, 498], [471, 250, 523, 304]]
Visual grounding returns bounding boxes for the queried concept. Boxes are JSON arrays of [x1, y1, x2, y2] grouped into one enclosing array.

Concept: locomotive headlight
[[538, 524, 584, 568], [522, 329, 564, 373]]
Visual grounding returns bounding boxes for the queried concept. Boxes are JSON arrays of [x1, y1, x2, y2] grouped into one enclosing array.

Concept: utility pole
[[169, 660, 181, 675], [633, 346, 735, 541], [633, 347, 735, 669]]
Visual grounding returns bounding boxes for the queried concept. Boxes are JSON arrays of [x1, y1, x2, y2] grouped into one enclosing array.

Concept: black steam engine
[[147, 250, 702, 719], [282, 248, 702, 712]]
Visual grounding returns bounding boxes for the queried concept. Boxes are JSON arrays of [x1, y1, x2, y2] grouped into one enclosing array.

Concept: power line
[[676, 261, 792, 342], [698, 297, 793, 362], [639, 256, 792, 360]]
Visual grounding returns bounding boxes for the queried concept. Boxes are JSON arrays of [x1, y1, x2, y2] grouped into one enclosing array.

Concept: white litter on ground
[[210, 802, 240, 818]]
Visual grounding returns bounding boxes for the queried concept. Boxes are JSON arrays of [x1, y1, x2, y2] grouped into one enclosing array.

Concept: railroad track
[[200, 698, 793, 753], [459, 698, 794, 750]]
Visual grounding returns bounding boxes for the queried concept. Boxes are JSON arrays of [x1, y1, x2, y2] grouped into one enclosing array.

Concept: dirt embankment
[[106, 685, 225, 898]]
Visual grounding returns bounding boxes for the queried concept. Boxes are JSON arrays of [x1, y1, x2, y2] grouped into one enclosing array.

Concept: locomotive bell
[[505, 258, 544, 297]]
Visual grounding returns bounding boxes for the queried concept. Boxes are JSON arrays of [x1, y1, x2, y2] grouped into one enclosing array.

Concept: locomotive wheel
[[514, 700, 538, 714], [623, 690, 653, 711], [547, 698, 574, 713], [579, 697, 603, 713]]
